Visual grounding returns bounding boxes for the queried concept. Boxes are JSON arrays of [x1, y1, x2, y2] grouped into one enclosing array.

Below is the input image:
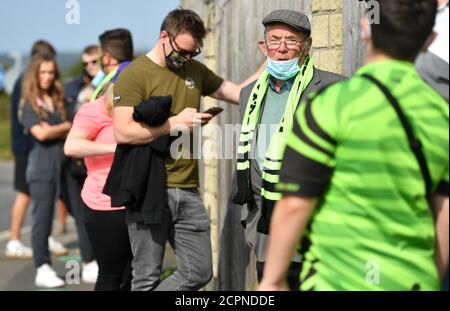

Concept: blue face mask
[[91, 70, 106, 87], [266, 57, 300, 81]]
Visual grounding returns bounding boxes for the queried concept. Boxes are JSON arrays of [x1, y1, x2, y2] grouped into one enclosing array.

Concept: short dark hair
[[161, 8, 207, 46], [371, 0, 437, 61], [99, 28, 134, 63], [30, 40, 57, 59]]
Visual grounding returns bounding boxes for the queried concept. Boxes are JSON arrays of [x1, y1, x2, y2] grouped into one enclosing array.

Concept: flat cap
[[262, 9, 311, 37]]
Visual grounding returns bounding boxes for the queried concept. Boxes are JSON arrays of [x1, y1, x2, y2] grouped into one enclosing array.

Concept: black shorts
[[14, 152, 30, 194]]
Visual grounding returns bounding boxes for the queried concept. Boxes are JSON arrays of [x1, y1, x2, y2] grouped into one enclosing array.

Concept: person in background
[[54, 47, 101, 238], [64, 82, 133, 291], [19, 55, 72, 288], [60, 45, 104, 284], [260, 0, 448, 291], [416, 0, 449, 101], [416, 0, 449, 291], [90, 29, 133, 101], [63, 34, 134, 290], [5, 40, 67, 260], [65, 45, 101, 120]]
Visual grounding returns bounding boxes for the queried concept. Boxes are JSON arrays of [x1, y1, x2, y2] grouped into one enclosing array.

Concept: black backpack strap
[[361, 74, 433, 199]]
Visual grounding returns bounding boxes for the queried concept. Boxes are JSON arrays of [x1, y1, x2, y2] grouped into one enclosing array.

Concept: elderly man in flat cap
[[233, 9, 345, 290]]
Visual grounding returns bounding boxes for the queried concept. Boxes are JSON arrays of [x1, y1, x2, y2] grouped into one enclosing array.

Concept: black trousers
[[83, 204, 133, 291], [256, 261, 302, 291], [60, 167, 95, 263]]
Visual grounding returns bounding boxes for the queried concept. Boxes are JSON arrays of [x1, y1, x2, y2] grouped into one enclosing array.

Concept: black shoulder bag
[[361, 74, 433, 200]]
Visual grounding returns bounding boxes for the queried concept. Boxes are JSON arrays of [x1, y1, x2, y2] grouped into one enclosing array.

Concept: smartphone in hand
[[203, 107, 224, 117]]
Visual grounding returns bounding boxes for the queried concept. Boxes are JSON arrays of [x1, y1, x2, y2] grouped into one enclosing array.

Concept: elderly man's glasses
[[265, 38, 303, 50]]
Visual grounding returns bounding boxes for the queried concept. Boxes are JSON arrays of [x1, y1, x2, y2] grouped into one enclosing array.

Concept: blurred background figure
[[65, 85, 133, 291], [60, 45, 103, 284], [416, 0, 449, 101], [54, 46, 101, 237], [90, 29, 133, 101], [19, 55, 71, 288], [417, 0, 449, 291], [65, 45, 101, 117], [63, 31, 134, 291], [5, 41, 67, 260], [0, 0, 180, 291]]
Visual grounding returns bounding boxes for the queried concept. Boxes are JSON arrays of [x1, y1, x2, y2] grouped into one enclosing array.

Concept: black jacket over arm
[[103, 96, 173, 225]]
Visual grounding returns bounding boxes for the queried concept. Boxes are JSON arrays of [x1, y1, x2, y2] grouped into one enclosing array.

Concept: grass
[[0, 91, 12, 160], [0, 121, 11, 159], [160, 267, 177, 281]]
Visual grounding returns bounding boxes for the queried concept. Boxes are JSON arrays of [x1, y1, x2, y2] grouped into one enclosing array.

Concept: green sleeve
[[112, 66, 144, 107], [199, 62, 224, 97]]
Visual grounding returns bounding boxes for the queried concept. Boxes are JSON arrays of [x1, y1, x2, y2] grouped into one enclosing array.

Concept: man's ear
[[160, 31, 169, 41], [258, 40, 267, 57], [361, 16, 371, 43], [102, 52, 111, 66], [422, 31, 437, 52], [305, 37, 312, 54]]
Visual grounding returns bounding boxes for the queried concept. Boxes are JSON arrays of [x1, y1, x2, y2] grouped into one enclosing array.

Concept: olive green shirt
[[113, 55, 224, 188]]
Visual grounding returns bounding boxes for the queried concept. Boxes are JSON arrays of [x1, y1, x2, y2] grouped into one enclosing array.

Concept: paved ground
[[0, 160, 90, 291], [0, 220, 95, 291], [0, 160, 26, 233]]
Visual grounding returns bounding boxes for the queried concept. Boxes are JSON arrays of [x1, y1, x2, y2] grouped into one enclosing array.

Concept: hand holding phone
[[203, 107, 224, 117]]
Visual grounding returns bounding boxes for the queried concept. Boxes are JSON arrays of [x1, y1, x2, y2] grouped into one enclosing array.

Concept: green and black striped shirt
[[278, 60, 449, 291]]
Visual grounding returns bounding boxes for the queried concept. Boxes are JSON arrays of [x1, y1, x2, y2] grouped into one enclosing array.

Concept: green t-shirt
[[278, 60, 449, 290], [113, 55, 224, 188]]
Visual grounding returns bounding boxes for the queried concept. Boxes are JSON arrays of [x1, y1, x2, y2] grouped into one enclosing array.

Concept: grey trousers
[[128, 188, 213, 291], [241, 191, 302, 263], [29, 181, 58, 268]]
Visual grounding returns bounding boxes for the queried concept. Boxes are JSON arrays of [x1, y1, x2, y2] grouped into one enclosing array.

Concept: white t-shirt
[[429, 2, 449, 64]]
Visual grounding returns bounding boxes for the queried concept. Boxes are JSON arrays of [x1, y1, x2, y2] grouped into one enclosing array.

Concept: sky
[[0, 0, 181, 54]]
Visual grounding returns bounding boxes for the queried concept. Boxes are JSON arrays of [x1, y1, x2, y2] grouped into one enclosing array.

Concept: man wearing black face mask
[[112, 8, 264, 291]]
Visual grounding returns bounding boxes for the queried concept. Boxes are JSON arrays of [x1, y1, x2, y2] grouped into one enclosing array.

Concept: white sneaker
[[82, 261, 98, 284], [35, 264, 65, 288], [5, 240, 33, 259], [48, 237, 68, 257]]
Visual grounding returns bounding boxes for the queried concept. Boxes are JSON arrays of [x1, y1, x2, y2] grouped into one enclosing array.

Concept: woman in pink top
[[64, 86, 132, 291]]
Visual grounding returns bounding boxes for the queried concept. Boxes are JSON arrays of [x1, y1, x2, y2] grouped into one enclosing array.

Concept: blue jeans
[[128, 188, 213, 291]]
